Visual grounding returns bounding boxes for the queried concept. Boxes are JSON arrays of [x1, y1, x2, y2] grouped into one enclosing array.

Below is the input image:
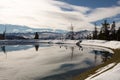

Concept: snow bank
[[85, 63, 116, 80], [50, 40, 79, 44], [85, 63, 120, 80], [81, 40, 120, 49]]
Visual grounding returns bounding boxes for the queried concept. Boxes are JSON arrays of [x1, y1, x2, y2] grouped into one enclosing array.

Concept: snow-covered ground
[[50, 40, 79, 44], [85, 63, 120, 80], [81, 40, 120, 49], [80, 40, 120, 80]]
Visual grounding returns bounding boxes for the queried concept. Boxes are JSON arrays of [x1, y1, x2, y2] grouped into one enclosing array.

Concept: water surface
[[0, 43, 113, 80]]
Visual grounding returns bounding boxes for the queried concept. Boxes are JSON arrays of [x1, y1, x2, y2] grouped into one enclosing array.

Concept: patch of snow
[[85, 63, 116, 80], [86, 63, 120, 80], [81, 40, 120, 49]]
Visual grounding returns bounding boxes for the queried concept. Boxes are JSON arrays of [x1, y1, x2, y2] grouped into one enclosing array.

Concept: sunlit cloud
[[86, 6, 120, 22], [0, 0, 120, 31]]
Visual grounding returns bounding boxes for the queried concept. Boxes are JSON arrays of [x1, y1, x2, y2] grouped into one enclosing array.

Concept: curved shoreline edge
[[74, 40, 120, 80]]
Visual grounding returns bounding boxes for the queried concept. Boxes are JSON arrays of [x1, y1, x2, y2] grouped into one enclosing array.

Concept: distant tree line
[[93, 20, 120, 41]]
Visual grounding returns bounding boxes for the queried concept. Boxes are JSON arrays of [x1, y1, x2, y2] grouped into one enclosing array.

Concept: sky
[[0, 0, 120, 31]]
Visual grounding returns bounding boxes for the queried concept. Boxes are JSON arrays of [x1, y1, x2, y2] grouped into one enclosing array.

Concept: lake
[[0, 43, 114, 80]]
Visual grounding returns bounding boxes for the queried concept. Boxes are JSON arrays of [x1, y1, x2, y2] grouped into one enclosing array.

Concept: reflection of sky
[[0, 45, 33, 52], [0, 44, 113, 80], [0, 44, 52, 52]]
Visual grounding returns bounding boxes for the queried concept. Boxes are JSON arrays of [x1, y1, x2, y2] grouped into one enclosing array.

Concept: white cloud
[[86, 6, 120, 22], [0, 0, 119, 31]]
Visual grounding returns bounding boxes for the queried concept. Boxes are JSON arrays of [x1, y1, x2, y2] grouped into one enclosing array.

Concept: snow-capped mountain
[[0, 24, 92, 40], [6, 32, 64, 40], [0, 24, 67, 33], [66, 30, 92, 39]]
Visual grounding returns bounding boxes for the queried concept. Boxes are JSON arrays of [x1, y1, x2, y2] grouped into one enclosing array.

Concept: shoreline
[[74, 40, 120, 80]]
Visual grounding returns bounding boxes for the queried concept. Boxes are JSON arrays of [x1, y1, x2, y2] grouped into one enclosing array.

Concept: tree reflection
[[76, 42, 83, 51], [70, 47, 74, 60], [93, 50, 98, 65], [35, 45, 39, 51], [1, 46, 7, 59], [93, 50, 113, 63], [59, 44, 83, 60], [1, 46, 6, 53], [65, 46, 68, 49], [101, 51, 113, 62]]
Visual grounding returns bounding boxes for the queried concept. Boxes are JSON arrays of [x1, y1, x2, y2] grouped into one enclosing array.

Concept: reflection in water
[[59, 44, 113, 63], [39, 45, 114, 80], [101, 51, 113, 62], [1, 46, 7, 59], [1, 46, 6, 53], [0, 44, 114, 80], [76, 43, 83, 51], [70, 47, 74, 60], [65, 46, 68, 49], [59, 44, 83, 60], [0, 44, 113, 63], [0, 44, 52, 53], [92, 50, 113, 65], [0, 45, 33, 59], [35, 45, 39, 51], [0, 45, 33, 52], [93, 50, 98, 65]]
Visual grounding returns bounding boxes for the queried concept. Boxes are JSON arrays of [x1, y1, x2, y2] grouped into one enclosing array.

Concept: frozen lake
[[0, 43, 114, 80]]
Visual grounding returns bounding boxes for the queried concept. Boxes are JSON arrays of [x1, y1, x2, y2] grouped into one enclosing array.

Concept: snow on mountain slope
[[0, 24, 67, 33]]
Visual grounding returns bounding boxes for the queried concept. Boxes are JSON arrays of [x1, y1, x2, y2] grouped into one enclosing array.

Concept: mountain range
[[0, 24, 92, 40], [0, 24, 67, 33]]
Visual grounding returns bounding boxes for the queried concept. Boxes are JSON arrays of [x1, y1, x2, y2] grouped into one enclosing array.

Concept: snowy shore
[[85, 63, 120, 80], [79, 40, 120, 80], [81, 40, 120, 49]]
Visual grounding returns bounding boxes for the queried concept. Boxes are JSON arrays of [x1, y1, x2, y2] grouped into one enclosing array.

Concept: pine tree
[[70, 24, 75, 40], [117, 27, 120, 41], [93, 23, 98, 39], [110, 21, 116, 40], [3, 27, 6, 39], [34, 32, 39, 39], [100, 20, 110, 40]]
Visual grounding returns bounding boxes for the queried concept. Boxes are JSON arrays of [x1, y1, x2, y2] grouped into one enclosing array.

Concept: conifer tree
[[110, 21, 116, 40], [34, 32, 39, 39], [93, 23, 98, 39], [99, 20, 110, 40], [117, 27, 120, 41]]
